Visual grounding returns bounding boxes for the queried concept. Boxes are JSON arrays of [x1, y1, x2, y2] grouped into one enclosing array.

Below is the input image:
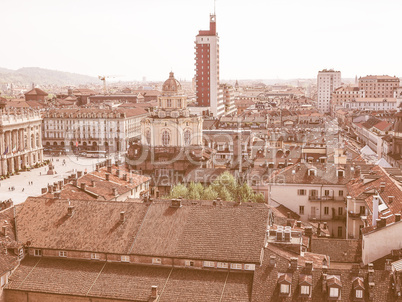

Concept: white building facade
[[317, 69, 341, 114]]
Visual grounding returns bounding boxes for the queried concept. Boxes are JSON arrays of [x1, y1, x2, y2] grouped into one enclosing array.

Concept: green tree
[[169, 183, 188, 199], [201, 186, 218, 200]]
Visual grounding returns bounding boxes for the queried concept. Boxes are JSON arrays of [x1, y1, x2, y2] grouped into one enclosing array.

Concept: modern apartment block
[[194, 14, 224, 117], [317, 69, 341, 114], [358, 75, 400, 98]]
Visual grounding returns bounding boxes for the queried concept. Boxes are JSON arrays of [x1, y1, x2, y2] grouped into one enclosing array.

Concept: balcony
[[348, 211, 363, 219], [308, 213, 346, 222], [308, 196, 346, 202]]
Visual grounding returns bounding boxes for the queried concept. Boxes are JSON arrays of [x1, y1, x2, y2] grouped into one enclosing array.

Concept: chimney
[[107, 165, 112, 173], [73, 180, 78, 187], [116, 169, 120, 178], [129, 177, 134, 184], [77, 171, 83, 178], [290, 257, 298, 270], [81, 183, 87, 191], [170, 199, 182, 208], [2, 225, 6, 236], [296, 221, 301, 228], [58, 180, 63, 189], [95, 164, 99, 172], [305, 261, 313, 273], [67, 206, 74, 217], [41, 187, 47, 194], [120, 211, 125, 223], [49, 185, 54, 193], [385, 259, 392, 271], [305, 226, 313, 237], [113, 188, 118, 196], [106, 173, 110, 181], [380, 182, 386, 192], [54, 192, 61, 199], [372, 196, 379, 226], [269, 255, 276, 267], [123, 174, 128, 181], [150, 285, 158, 300], [395, 213, 401, 222], [376, 218, 381, 227], [91, 180, 96, 187], [389, 196, 395, 204], [380, 217, 387, 228]]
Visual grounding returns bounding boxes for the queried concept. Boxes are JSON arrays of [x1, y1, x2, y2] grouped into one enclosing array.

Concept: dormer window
[[327, 275, 342, 300], [308, 169, 317, 176], [329, 287, 339, 298], [278, 273, 292, 296], [353, 277, 364, 300], [299, 274, 312, 297]]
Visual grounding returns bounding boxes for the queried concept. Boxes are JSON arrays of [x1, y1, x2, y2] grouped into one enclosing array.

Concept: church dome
[[162, 72, 181, 93]]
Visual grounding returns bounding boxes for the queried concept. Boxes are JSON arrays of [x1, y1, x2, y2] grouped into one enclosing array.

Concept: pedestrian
[[40, 172, 41, 176], [22, 188, 24, 192]]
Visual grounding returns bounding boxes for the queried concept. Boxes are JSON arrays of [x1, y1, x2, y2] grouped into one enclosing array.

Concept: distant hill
[[0, 67, 98, 86]]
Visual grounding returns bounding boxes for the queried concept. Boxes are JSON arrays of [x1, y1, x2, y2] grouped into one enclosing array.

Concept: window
[[162, 130, 170, 146], [297, 189, 306, 196], [244, 264, 255, 271], [300, 285, 310, 295], [339, 190, 344, 197], [177, 99, 181, 107], [152, 258, 161, 264], [309, 190, 318, 196], [203, 261, 215, 267], [34, 249, 42, 257], [324, 207, 329, 215], [324, 190, 330, 196], [299, 206, 304, 215], [167, 99, 172, 107], [184, 130, 192, 145], [145, 129, 151, 144], [217, 262, 229, 268], [338, 207, 343, 215], [230, 263, 242, 270], [329, 287, 339, 298], [337, 170, 344, 177], [280, 284, 290, 294], [185, 260, 195, 267], [121, 255, 130, 262], [356, 289, 363, 298], [59, 251, 67, 257], [337, 227, 343, 237], [359, 206, 365, 215]]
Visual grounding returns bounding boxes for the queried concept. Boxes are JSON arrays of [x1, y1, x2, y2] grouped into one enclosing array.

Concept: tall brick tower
[[194, 14, 224, 117]]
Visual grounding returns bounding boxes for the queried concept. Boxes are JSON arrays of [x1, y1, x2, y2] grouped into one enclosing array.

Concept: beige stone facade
[[0, 109, 43, 176], [141, 72, 203, 148]]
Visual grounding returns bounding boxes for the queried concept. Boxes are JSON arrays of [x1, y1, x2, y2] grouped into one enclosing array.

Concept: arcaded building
[[0, 108, 43, 175], [42, 108, 148, 153]]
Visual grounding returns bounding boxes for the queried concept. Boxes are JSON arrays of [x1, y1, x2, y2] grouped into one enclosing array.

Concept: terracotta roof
[[15, 198, 269, 263], [24, 88, 48, 96], [310, 238, 361, 263], [347, 165, 402, 233], [15, 198, 149, 254], [6, 258, 252, 301], [373, 120, 393, 131]]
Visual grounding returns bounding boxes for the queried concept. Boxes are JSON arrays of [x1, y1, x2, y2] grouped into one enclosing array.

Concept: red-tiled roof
[[24, 88, 48, 96]]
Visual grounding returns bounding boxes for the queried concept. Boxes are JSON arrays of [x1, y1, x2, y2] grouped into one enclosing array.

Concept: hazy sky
[[1, 0, 401, 81]]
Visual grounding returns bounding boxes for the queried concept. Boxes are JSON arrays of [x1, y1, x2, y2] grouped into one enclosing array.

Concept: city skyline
[[1, 0, 402, 82]]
